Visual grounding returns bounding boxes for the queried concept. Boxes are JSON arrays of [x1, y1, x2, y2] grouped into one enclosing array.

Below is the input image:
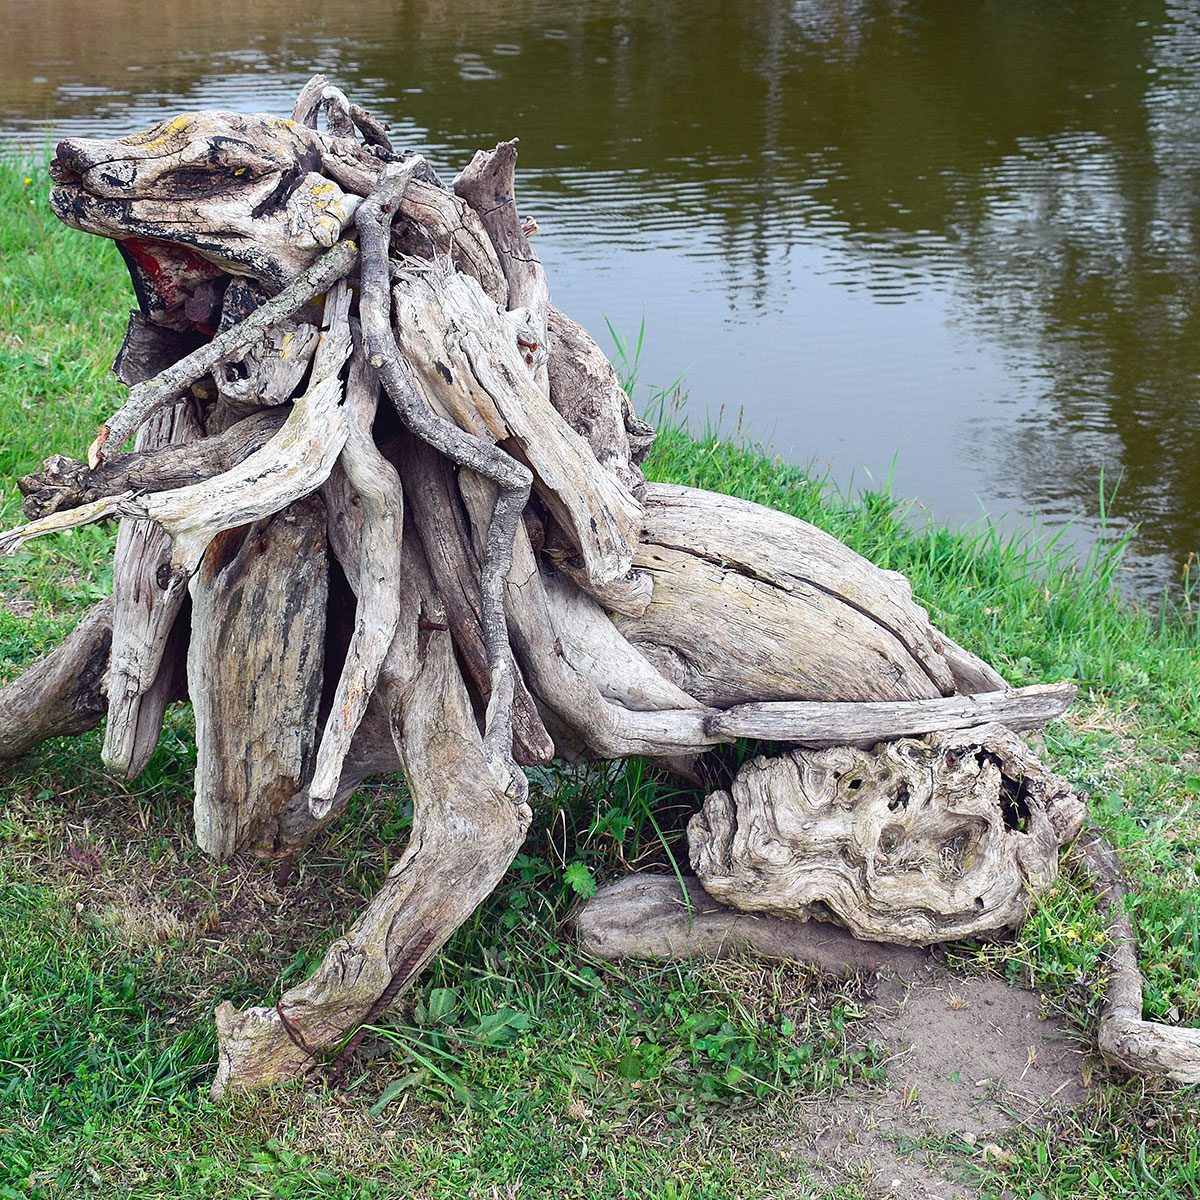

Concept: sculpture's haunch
[[1, 74, 1194, 1090]]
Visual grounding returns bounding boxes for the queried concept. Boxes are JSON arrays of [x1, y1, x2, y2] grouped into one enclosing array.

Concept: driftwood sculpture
[[2, 77, 1196, 1092]]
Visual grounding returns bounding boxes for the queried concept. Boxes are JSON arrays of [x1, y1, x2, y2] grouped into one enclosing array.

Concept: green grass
[[2, 157, 1199, 1198]]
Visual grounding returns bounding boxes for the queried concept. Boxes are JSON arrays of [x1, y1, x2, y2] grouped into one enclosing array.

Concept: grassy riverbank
[[2, 161, 1199, 1198]]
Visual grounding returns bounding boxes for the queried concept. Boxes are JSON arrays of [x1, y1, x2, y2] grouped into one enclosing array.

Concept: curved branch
[[1077, 827, 1200, 1084], [20, 409, 285, 519], [356, 158, 531, 798], [0, 598, 113, 760], [305, 332, 404, 817]]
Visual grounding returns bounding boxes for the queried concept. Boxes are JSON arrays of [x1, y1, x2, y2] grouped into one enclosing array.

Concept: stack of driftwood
[[1, 77, 1195, 1093]]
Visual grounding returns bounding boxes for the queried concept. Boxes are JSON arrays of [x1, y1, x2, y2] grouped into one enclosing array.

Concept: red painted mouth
[[117, 236, 228, 334]]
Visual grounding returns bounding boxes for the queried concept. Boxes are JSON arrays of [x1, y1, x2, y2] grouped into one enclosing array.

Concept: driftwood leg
[[211, 547, 532, 1094], [103, 400, 203, 777], [0, 598, 113, 760]]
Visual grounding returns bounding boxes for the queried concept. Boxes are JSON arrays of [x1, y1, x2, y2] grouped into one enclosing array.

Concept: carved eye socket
[[149, 164, 249, 198]]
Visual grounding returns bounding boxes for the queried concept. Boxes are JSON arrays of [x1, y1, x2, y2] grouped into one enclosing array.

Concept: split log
[[454, 140, 547, 321], [450, 144, 650, 612], [689, 723, 1087, 945], [189, 495, 329, 858], [102, 310, 205, 778]]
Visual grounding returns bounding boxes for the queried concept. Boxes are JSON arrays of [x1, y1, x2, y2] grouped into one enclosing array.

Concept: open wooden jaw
[[2, 74, 1194, 1090]]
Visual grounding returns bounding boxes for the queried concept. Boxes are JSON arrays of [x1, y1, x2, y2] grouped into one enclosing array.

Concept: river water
[[2, 0, 1198, 598]]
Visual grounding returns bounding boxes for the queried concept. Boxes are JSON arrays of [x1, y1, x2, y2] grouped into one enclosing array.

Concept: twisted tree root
[[1077, 826, 1200, 1084]]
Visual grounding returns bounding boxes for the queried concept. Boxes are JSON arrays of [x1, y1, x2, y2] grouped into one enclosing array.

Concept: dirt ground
[[784, 966, 1090, 1198]]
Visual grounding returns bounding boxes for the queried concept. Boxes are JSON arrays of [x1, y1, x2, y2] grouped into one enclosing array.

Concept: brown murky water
[[2, 0, 1198, 597]]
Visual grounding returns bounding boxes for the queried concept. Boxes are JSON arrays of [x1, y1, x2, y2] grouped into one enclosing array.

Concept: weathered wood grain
[[0, 598, 113, 760], [189, 494, 329, 858], [615, 483, 958, 705], [103, 398, 204, 777], [689, 723, 1086, 945], [705, 682, 1076, 744]]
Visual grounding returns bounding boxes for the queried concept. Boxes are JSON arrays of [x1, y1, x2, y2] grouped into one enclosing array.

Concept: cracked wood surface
[[102, 399, 204, 778], [690, 723, 1087, 945]]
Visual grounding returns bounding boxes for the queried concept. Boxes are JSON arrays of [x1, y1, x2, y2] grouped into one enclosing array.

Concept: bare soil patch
[[785, 964, 1090, 1198]]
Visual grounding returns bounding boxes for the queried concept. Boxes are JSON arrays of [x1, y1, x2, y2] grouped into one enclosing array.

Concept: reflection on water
[[2, 0, 1198, 597]]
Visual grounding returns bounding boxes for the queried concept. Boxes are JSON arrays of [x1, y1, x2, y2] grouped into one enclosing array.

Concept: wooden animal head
[[49, 110, 359, 324]]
